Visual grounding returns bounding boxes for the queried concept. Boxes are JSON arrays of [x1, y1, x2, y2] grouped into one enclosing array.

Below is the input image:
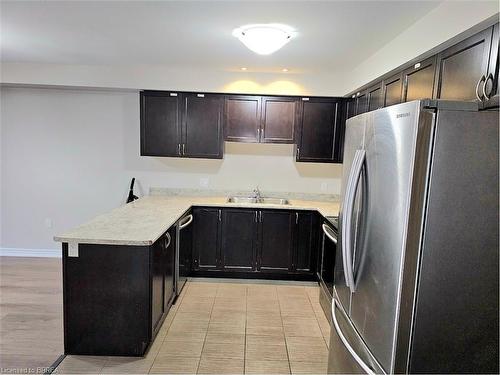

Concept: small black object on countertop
[[126, 178, 139, 203]]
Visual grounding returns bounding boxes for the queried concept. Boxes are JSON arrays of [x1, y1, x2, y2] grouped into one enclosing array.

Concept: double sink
[[227, 196, 289, 205]]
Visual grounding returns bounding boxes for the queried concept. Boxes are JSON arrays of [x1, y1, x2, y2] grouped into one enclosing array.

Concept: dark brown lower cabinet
[[295, 212, 320, 273], [62, 228, 175, 356], [192, 207, 220, 270], [259, 210, 294, 272], [191, 207, 318, 280], [221, 209, 257, 270]]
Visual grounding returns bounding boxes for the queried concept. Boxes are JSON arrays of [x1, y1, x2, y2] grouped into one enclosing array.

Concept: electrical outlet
[[44, 218, 53, 228], [320, 182, 328, 192], [200, 177, 209, 188]]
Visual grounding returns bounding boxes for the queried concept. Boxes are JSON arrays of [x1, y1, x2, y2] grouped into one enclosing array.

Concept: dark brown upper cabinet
[[140, 91, 181, 157], [367, 82, 383, 111], [436, 26, 498, 100], [435, 26, 494, 101], [223, 95, 298, 144], [382, 73, 403, 107], [295, 97, 340, 163], [182, 93, 224, 159], [402, 56, 437, 102], [224, 95, 261, 143], [141, 91, 223, 159], [355, 91, 368, 114], [261, 96, 298, 143], [346, 95, 357, 119]]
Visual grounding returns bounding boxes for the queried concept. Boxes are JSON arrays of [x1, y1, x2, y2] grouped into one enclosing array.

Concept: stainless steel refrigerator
[[328, 100, 499, 374]]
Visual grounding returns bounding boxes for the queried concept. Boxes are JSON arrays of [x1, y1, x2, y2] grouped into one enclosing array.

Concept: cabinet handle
[[255, 211, 258, 223], [218, 209, 221, 221], [182, 144, 186, 155], [475, 75, 486, 101], [178, 143, 181, 156], [197, 93, 205, 98], [259, 211, 262, 223], [296, 212, 299, 224], [482, 73, 494, 101], [165, 232, 171, 249]]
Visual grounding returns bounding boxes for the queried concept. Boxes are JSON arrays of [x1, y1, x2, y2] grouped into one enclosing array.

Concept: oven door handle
[[322, 224, 337, 244], [179, 214, 193, 230]]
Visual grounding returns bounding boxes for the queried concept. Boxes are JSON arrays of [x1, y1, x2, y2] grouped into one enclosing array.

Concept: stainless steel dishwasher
[[176, 211, 193, 298], [319, 217, 338, 321]]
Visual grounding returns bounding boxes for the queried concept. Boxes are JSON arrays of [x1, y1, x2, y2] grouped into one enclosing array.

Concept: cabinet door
[[346, 96, 357, 119], [193, 208, 220, 270], [367, 83, 382, 112], [355, 92, 368, 115], [294, 212, 319, 273], [259, 210, 294, 272], [164, 228, 176, 310], [151, 239, 165, 333], [261, 96, 298, 143], [402, 56, 437, 102], [220, 209, 257, 270], [140, 91, 181, 157], [183, 94, 223, 159], [435, 27, 493, 101], [224, 96, 261, 143], [382, 73, 403, 107], [296, 98, 339, 162]]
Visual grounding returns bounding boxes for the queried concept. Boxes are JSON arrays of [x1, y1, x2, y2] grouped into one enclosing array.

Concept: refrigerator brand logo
[[396, 112, 411, 118]]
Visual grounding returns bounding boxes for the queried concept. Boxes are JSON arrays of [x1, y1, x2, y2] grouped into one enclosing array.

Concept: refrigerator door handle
[[332, 299, 376, 375], [342, 149, 366, 292]]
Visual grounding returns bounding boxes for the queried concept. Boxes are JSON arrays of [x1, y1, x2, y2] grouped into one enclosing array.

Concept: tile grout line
[[306, 289, 330, 349], [195, 283, 217, 374], [147, 281, 189, 374], [277, 286, 293, 375]]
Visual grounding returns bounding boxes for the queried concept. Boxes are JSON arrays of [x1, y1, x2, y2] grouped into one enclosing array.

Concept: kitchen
[[0, 1, 498, 374]]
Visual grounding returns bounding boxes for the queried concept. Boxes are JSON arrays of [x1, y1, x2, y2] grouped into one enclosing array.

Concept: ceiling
[[1, 1, 442, 74]]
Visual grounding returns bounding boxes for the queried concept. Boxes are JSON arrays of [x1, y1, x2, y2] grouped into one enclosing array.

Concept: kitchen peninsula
[[55, 191, 339, 356]]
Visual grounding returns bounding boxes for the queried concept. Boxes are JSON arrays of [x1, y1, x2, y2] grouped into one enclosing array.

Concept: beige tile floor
[[55, 279, 332, 374]]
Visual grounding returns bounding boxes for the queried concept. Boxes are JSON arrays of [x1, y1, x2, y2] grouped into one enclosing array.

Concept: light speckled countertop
[[54, 195, 340, 246]]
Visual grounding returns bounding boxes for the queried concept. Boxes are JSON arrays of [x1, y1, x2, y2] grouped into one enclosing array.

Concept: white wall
[[0, 87, 341, 251], [1, 64, 347, 96], [346, 1, 499, 92]]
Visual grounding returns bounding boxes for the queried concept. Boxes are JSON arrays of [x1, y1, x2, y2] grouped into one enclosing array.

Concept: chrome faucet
[[252, 186, 262, 201]]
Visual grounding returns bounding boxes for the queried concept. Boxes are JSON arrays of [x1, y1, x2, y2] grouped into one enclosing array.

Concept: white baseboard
[[0, 247, 61, 258]]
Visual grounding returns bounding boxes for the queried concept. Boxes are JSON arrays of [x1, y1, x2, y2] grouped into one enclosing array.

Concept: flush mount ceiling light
[[232, 24, 295, 55]]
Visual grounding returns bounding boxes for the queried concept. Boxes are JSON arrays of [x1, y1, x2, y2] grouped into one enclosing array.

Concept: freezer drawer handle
[[331, 299, 376, 375], [179, 214, 193, 230], [322, 224, 337, 244], [342, 149, 365, 292]]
